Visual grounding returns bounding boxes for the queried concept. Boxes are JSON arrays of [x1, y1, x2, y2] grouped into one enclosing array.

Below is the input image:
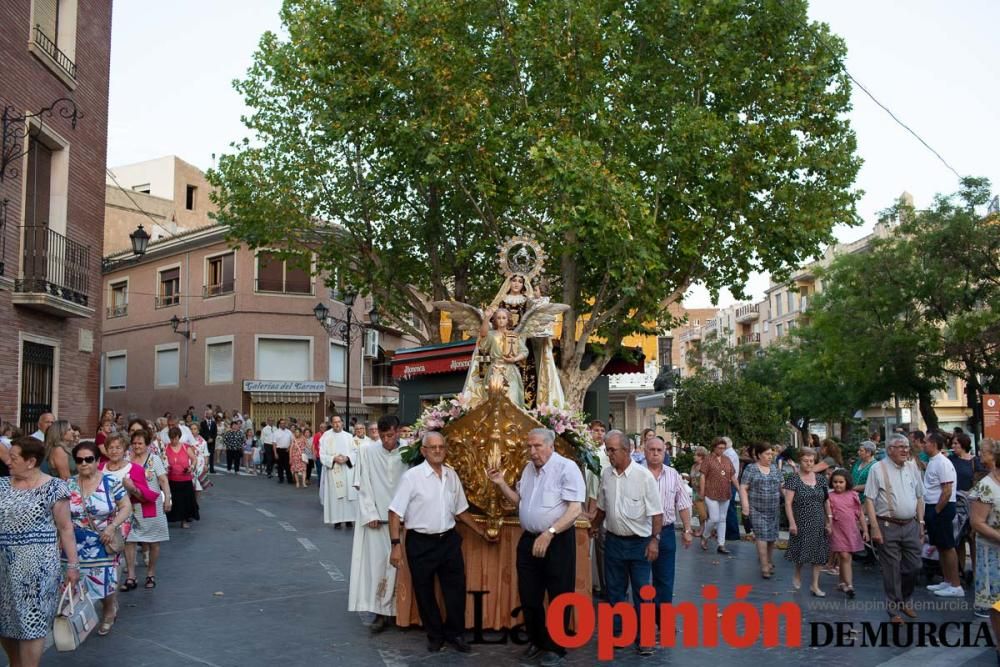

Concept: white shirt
[[31, 430, 44, 441], [645, 463, 692, 526], [723, 447, 740, 482], [261, 425, 276, 445], [273, 428, 293, 450], [517, 452, 586, 534], [865, 458, 922, 520], [159, 424, 195, 447], [924, 452, 957, 503], [389, 461, 469, 534], [597, 460, 663, 538]]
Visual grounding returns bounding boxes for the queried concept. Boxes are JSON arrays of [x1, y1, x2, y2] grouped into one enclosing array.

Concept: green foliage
[[663, 372, 786, 447], [671, 450, 695, 475], [209, 0, 861, 404]]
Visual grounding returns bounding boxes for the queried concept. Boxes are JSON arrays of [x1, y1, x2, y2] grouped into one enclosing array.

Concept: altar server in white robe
[[349, 415, 408, 632], [320, 415, 358, 527]]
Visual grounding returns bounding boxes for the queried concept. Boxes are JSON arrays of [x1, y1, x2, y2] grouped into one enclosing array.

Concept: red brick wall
[[0, 1, 113, 433]]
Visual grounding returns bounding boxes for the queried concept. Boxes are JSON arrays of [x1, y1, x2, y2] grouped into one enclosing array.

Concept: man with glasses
[[388, 431, 494, 653], [590, 430, 664, 656], [864, 433, 925, 624]]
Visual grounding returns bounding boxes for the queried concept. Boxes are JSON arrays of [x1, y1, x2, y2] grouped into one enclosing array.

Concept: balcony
[[704, 319, 719, 337], [254, 277, 313, 296], [203, 281, 235, 298], [106, 303, 128, 319], [31, 25, 77, 82], [736, 303, 759, 322], [362, 385, 399, 406], [738, 333, 761, 345], [13, 226, 93, 317], [679, 328, 702, 343], [154, 294, 179, 309]]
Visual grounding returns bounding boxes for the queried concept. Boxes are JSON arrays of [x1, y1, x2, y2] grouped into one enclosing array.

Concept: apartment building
[[0, 0, 113, 432], [101, 225, 415, 427], [104, 155, 216, 254]]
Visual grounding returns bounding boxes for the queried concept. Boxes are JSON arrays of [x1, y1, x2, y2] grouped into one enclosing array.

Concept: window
[[255, 251, 312, 295], [106, 352, 126, 391], [206, 338, 234, 384], [185, 185, 197, 210], [155, 345, 180, 387], [29, 0, 78, 83], [256, 337, 310, 381], [946, 377, 958, 401], [108, 281, 127, 318], [776, 323, 783, 338], [763, 321, 769, 333], [775, 294, 783, 317], [157, 267, 180, 307], [205, 253, 234, 296], [787, 291, 796, 312], [329, 341, 346, 384]]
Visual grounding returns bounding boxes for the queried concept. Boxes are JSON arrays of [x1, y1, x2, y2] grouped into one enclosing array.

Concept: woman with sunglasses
[[64, 440, 132, 636]]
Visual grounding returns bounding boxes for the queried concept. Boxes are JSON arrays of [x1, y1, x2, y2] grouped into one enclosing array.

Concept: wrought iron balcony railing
[[203, 281, 234, 297], [33, 25, 77, 80], [106, 303, 128, 318], [16, 226, 90, 306]]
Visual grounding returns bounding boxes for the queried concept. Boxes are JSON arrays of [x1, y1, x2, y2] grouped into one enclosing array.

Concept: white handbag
[[53, 583, 98, 651]]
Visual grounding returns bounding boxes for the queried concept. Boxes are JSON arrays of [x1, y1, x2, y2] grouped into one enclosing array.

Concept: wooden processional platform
[[394, 518, 592, 630]]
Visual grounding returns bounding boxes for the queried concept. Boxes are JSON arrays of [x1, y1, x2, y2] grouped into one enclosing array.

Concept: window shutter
[[107, 355, 126, 389], [208, 342, 233, 383]]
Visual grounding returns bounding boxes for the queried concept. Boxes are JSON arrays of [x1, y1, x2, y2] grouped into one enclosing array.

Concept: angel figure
[[435, 297, 569, 410]]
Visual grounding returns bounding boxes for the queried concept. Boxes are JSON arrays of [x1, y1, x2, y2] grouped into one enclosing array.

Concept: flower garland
[[400, 394, 600, 476]]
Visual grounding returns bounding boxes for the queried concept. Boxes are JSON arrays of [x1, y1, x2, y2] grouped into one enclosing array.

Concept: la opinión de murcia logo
[[543, 586, 996, 660]]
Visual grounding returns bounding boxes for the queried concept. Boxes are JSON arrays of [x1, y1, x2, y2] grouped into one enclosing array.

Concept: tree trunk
[[917, 388, 939, 432], [560, 361, 605, 413]]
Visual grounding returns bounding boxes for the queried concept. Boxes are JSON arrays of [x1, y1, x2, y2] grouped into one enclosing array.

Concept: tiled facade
[[0, 0, 113, 432]]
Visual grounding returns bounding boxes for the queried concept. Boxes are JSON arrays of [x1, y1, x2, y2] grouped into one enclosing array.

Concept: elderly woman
[[851, 441, 878, 502], [700, 437, 738, 554], [784, 447, 832, 596], [740, 443, 784, 578], [124, 430, 171, 590], [164, 427, 199, 528], [969, 438, 1000, 640], [41, 419, 77, 480], [0, 437, 79, 667], [65, 440, 132, 635], [689, 446, 709, 537]]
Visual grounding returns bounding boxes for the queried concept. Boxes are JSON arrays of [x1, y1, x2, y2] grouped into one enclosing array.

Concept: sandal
[[700, 538, 708, 551], [97, 617, 116, 636], [120, 577, 138, 592], [145, 576, 157, 589]]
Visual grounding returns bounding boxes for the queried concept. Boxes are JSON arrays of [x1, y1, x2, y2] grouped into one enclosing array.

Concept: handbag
[[53, 583, 98, 651], [85, 477, 125, 554]]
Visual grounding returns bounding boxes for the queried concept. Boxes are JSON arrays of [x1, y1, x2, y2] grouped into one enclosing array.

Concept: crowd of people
[[0, 404, 998, 666]]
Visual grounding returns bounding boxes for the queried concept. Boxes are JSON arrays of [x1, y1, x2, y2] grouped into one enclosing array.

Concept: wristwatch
[[390, 538, 401, 545], [547, 527, 557, 536]]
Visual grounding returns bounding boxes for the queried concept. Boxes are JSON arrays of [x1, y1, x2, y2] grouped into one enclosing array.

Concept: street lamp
[[101, 224, 153, 271], [313, 292, 379, 426], [170, 314, 191, 339]]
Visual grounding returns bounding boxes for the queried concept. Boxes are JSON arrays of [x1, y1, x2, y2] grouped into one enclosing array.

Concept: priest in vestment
[[320, 415, 358, 527], [349, 415, 407, 632]]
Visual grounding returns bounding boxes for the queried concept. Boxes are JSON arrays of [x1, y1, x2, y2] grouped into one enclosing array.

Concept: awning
[[251, 392, 322, 404], [391, 340, 477, 380], [636, 391, 673, 410]]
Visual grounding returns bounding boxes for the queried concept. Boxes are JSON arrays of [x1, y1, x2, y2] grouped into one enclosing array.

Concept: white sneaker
[[932, 585, 966, 598], [926, 581, 949, 591]]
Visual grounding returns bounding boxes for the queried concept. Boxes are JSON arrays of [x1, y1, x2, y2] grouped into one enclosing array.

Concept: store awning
[[391, 340, 477, 380]]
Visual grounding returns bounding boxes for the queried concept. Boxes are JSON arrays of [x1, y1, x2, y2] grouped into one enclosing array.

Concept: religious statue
[[434, 237, 568, 411]]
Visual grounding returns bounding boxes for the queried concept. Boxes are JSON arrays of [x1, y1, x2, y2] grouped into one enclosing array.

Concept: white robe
[[348, 441, 407, 615], [320, 429, 358, 524]]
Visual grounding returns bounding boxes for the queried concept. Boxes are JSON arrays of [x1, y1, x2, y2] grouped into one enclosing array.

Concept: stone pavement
[[37, 473, 997, 667]]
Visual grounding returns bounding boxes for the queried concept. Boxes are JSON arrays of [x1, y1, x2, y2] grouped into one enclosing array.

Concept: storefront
[[243, 380, 325, 427]]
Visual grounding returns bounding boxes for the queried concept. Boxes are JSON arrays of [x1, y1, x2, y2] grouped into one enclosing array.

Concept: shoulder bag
[[53, 583, 98, 651]]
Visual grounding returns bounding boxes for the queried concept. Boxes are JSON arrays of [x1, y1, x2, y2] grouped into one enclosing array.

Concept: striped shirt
[[645, 464, 692, 526]]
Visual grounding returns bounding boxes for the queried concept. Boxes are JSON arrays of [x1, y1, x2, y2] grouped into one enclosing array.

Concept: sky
[[106, 1, 1000, 307]]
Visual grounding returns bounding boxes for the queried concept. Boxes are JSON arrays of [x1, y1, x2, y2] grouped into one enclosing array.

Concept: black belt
[[411, 528, 455, 539], [607, 533, 648, 540], [876, 516, 914, 526]]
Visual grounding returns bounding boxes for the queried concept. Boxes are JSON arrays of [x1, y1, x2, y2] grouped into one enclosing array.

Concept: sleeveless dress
[[828, 490, 863, 553], [0, 477, 70, 639], [742, 463, 783, 541]]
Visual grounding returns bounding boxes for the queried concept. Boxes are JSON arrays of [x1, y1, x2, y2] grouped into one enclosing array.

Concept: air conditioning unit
[[364, 329, 380, 358]]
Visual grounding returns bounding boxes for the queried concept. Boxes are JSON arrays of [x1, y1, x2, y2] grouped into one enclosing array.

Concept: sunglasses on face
[[74, 456, 97, 464]]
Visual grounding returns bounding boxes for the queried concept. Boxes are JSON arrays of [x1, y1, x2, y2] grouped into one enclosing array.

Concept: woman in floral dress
[[970, 438, 1000, 631], [64, 441, 132, 635], [290, 427, 308, 488], [783, 447, 832, 597]]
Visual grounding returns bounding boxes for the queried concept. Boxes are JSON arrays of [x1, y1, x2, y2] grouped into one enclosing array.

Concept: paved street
[[40, 474, 996, 667]]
